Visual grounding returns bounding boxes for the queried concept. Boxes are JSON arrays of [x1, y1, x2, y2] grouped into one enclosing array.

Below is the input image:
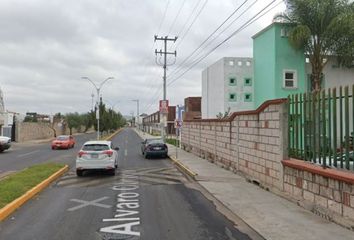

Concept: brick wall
[[181, 99, 287, 190], [181, 98, 354, 226], [283, 160, 354, 227]]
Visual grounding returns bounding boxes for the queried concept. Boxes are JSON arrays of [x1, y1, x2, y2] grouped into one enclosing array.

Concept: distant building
[[305, 56, 354, 90], [183, 97, 201, 120], [143, 106, 176, 135], [202, 57, 254, 119]]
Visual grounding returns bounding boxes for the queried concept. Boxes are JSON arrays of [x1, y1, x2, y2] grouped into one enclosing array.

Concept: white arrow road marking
[[17, 150, 40, 158], [67, 196, 112, 211]]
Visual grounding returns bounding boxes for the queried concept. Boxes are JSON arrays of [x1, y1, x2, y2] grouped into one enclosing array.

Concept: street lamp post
[[82, 76, 114, 140], [132, 99, 139, 128]]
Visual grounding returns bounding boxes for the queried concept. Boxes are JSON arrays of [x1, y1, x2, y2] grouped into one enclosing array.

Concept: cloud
[[0, 0, 285, 116]]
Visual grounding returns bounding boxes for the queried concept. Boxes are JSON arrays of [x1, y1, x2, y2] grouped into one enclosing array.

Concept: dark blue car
[[141, 138, 168, 159]]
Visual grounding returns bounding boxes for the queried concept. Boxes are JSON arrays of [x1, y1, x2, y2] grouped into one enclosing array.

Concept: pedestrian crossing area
[[54, 166, 187, 188]]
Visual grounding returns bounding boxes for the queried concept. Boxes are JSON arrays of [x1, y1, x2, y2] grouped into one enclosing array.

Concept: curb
[[0, 165, 69, 222], [102, 128, 124, 141], [169, 155, 198, 180]]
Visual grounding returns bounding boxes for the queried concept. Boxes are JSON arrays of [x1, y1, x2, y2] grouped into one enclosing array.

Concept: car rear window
[[57, 136, 69, 140], [147, 139, 164, 144], [82, 144, 110, 151]]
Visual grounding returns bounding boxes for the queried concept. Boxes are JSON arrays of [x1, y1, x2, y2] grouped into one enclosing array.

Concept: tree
[[65, 113, 82, 135], [216, 107, 231, 119], [275, 0, 354, 91]]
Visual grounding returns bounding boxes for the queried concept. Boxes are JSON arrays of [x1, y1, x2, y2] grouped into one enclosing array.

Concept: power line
[[157, 0, 171, 35], [167, 0, 187, 36], [174, 0, 208, 50], [167, 0, 279, 87], [167, 0, 202, 51], [168, 0, 251, 78], [140, 0, 171, 112]]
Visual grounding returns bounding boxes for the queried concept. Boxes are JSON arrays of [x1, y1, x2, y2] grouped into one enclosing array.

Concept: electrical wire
[[167, 0, 279, 87], [167, 0, 187, 36], [168, 0, 251, 78], [140, 0, 171, 112], [174, 0, 208, 50]]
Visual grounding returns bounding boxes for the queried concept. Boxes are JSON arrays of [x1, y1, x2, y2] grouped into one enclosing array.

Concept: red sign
[[159, 100, 169, 114]]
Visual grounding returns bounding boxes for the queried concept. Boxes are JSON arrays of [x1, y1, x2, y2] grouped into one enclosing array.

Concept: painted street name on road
[[100, 174, 141, 237]]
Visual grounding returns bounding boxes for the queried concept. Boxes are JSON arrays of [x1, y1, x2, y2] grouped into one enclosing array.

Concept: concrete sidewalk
[[135, 129, 354, 240]]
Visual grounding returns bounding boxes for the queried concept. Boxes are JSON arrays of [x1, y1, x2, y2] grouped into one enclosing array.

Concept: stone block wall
[[283, 159, 354, 227], [16, 122, 54, 142], [181, 99, 287, 190], [15, 122, 86, 142]]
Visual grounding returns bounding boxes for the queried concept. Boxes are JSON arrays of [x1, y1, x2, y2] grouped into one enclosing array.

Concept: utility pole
[[154, 35, 177, 142]]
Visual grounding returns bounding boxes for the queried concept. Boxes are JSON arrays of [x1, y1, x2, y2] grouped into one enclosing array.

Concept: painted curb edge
[[169, 155, 198, 179], [103, 128, 124, 141], [0, 165, 69, 222]]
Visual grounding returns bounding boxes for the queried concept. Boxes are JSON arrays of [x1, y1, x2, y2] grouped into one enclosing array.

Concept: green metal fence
[[288, 84, 354, 171]]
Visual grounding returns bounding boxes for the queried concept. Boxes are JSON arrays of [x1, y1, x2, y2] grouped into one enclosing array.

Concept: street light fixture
[[132, 99, 139, 128], [82, 76, 114, 140]]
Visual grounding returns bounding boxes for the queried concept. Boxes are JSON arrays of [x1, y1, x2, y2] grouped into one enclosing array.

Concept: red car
[[51, 135, 75, 150]]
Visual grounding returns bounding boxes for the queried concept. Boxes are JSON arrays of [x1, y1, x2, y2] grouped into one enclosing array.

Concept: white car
[[0, 136, 11, 152], [76, 140, 119, 176]]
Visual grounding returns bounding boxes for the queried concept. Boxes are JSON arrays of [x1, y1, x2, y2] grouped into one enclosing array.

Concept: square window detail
[[229, 60, 234, 66], [229, 93, 237, 102], [246, 61, 251, 66], [238, 61, 242, 66], [229, 77, 237, 86], [244, 93, 252, 102], [244, 78, 252, 86], [283, 69, 298, 89]]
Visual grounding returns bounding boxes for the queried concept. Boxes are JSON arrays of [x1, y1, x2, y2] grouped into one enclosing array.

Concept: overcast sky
[[0, 0, 285, 117]]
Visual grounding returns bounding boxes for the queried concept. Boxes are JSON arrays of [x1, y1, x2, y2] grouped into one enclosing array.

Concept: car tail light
[[103, 150, 113, 157], [78, 151, 87, 158]]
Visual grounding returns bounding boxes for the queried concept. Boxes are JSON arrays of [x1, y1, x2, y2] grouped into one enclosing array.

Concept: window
[[229, 77, 236, 86], [229, 93, 236, 102], [244, 93, 252, 102], [229, 60, 234, 66], [244, 77, 252, 86], [283, 70, 298, 89], [246, 61, 251, 66], [280, 28, 289, 37], [237, 61, 242, 66]]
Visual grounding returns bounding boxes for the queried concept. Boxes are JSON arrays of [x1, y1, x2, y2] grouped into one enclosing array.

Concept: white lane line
[[124, 149, 128, 157], [17, 150, 40, 158]]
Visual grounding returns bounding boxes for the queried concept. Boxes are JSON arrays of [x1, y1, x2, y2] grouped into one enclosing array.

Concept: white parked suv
[[76, 140, 119, 176]]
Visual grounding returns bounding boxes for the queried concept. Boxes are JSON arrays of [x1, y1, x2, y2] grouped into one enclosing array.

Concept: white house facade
[[202, 57, 254, 119]]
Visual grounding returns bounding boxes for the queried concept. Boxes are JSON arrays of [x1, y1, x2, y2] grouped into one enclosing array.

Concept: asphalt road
[[0, 128, 258, 240], [0, 132, 96, 174]]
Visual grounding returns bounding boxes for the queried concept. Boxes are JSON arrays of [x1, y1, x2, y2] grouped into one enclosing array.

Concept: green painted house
[[253, 22, 307, 108]]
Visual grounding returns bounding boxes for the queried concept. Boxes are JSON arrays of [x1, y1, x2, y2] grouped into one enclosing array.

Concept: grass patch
[[166, 138, 179, 147], [0, 163, 64, 208]]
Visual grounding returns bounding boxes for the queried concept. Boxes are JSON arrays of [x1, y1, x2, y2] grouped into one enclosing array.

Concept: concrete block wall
[[15, 122, 85, 142], [236, 104, 283, 189], [16, 122, 54, 142], [182, 99, 287, 190], [283, 162, 354, 226]]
